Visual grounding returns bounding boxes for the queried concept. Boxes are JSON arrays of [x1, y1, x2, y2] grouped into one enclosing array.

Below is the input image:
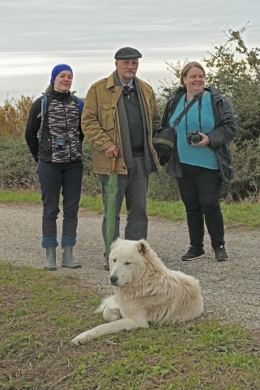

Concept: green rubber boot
[[61, 246, 81, 269], [44, 247, 57, 271]]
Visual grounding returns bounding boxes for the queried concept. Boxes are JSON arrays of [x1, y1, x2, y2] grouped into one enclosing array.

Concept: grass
[[0, 190, 260, 388], [0, 190, 260, 228], [0, 261, 259, 390]]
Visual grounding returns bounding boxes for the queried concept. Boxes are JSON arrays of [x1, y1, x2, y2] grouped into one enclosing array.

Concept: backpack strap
[[71, 95, 84, 116], [37, 93, 49, 142]]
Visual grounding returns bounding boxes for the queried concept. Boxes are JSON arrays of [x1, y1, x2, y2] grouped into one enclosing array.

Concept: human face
[[183, 67, 205, 98], [115, 59, 139, 84], [53, 70, 73, 93]]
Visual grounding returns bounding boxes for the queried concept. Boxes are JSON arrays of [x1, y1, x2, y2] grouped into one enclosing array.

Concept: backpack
[[37, 93, 84, 140]]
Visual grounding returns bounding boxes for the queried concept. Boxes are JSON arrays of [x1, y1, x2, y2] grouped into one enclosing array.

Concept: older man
[[81, 47, 161, 270]]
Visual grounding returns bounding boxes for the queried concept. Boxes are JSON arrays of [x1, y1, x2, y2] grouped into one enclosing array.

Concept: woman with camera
[[25, 64, 84, 270], [161, 61, 237, 261]]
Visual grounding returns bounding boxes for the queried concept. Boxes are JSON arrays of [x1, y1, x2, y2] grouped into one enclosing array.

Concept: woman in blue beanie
[[25, 64, 84, 270]]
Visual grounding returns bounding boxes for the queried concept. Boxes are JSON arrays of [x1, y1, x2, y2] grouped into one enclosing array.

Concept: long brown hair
[[45, 84, 54, 93], [180, 62, 206, 87]]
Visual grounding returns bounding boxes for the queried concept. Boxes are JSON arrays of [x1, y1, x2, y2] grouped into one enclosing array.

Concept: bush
[[0, 138, 39, 190], [0, 95, 34, 140], [0, 138, 101, 195], [2, 136, 260, 202], [148, 172, 180, 201], [81, 141, 100, 196], [0, 94, 101, 195], [223, 141, 260, 201]]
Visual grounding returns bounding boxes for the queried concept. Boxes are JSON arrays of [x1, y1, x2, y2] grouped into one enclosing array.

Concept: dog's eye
[[113, 258, 116, 263], [125, 262, 132, 265]]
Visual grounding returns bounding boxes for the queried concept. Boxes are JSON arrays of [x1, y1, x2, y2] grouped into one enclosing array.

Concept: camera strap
[[173, 90, 204, 128]]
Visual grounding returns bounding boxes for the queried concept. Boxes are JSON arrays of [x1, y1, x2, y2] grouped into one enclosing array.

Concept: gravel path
[[1, 203, 259, 331]]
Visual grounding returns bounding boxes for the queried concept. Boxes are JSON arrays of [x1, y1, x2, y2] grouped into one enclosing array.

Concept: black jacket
[[25, 90, 84, 163], [162, 86, 238, 184]]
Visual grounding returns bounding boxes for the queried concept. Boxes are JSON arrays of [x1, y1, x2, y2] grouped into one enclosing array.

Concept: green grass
[[0, 190, 42, 204], [221, 201, 260, 228], [0, 261, 259, 390], [1, 190, 260, 228]]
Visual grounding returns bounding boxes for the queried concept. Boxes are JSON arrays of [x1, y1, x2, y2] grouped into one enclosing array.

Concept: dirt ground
[[0, 203, 259, 331]]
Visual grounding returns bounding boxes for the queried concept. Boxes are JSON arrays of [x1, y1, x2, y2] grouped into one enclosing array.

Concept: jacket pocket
[[99, 103, 115, 131]]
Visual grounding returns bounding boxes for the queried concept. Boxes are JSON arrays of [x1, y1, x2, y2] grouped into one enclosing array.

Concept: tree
[[0, 95, 34, 140], [204, 24, 260, 147]]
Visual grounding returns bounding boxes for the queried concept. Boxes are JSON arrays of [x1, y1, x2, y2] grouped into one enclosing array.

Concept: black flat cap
[[114, 47, 142, 60]]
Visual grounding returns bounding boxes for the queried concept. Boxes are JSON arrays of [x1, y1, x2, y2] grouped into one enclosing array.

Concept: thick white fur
[[71, 238, 203, 345]]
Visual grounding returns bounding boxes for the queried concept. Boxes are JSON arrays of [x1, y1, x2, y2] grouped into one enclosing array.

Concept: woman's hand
[[191, 133, 210, 147]]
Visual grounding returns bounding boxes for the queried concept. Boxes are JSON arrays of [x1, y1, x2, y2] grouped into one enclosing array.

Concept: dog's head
[[108, 238, 148, 287]]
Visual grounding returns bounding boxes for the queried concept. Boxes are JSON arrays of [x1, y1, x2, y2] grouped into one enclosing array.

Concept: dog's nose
[[110, 275, 118, 284]]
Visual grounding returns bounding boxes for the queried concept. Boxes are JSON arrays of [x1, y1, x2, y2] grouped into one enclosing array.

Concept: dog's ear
[[137, 239, 147, 255]]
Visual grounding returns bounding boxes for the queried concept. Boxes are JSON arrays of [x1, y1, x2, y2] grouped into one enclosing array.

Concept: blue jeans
[[176, 163, 225, 249], [38, 160, 83, 248], [99, 156, 149, 252]]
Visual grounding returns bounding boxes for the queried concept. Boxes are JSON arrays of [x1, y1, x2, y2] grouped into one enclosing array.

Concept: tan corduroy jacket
[[81, 73, 162, 175]]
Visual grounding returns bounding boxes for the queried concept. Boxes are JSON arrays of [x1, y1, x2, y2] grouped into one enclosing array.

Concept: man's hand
[[105, 145, 119, 159]]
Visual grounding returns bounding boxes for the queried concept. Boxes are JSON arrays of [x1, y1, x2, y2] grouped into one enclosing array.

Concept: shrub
[[0, 95, 34, 140], [0, 138, 101, 196], [0, 138, 39, 190]]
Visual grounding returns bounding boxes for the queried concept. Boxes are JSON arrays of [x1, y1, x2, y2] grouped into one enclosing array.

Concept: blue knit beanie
[[50, 64, 73, 86]]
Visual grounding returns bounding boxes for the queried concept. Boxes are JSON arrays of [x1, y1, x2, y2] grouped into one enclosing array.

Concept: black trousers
[[38, 160, 83, 248], [175, 163, 225, 249]]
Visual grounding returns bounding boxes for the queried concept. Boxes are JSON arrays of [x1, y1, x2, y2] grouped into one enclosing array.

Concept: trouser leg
[[61, 160, 83, 246], [176, 168, 204, 248], [38, 160, 61, 248], [99, 156, 149, 249], [177, 164, 225, 249], [196, 169, 225, 248], [125, 156, 149, 240], [99, 173, 126, 247]]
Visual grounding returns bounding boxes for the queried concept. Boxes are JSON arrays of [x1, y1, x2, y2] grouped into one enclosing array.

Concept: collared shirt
[[119, 79, 134, 89]]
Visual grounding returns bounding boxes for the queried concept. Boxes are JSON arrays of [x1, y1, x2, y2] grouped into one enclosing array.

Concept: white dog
[[71, 238, 203, 345]]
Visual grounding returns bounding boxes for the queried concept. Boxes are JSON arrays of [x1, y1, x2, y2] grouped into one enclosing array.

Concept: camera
[[186, 131, 202, 145], [55, 138, 66, 150]]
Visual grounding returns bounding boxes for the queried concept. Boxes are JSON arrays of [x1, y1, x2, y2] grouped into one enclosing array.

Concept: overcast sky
[[0, 0, 259, 104]]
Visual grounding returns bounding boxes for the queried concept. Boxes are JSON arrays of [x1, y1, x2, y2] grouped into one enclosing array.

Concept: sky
[[0, 0, 259, 104]]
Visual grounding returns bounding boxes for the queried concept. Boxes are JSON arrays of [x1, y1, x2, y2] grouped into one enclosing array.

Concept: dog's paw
[[71, 331, 94, 345], [71, 335, 84, 345], [103, 308, 122, 322], [71, 334, 88, 345]]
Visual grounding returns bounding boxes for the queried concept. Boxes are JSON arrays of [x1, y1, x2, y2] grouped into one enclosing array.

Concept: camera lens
[[192, 136, 199, 143], [191, 132, 202, 144]]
